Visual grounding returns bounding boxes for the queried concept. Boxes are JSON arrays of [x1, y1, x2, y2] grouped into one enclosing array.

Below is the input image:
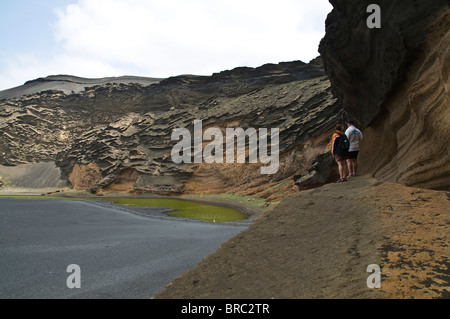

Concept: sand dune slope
[[155, 175, 450, 299]]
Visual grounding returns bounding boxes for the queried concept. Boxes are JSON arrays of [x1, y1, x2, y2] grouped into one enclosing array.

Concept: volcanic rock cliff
[[0, 58, 343, 196], [319, 0, 450, 191]]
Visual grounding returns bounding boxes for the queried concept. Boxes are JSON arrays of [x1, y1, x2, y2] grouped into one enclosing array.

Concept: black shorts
[[347, 151, 359, 159]]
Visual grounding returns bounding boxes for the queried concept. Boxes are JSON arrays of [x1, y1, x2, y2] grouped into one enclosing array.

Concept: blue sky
[[0, 0, 332, 91], [1, 1, 72, 50]]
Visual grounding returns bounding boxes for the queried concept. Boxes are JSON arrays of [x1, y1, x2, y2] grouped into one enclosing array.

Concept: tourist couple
[[331, 121, 363, 183]]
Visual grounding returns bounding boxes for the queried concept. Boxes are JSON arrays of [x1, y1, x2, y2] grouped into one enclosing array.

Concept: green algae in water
[[96, 198, 247, 222]]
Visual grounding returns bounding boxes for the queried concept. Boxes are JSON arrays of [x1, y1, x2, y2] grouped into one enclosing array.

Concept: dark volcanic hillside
[[0, 58, 343, 196]]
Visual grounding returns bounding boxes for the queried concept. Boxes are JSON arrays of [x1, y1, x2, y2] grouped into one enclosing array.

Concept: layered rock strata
[[0, 58, 343, 194]]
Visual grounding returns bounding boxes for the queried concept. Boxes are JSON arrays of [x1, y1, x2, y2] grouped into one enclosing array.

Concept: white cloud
[[0, 0, 332, 90], [0, 51, 128, 91]]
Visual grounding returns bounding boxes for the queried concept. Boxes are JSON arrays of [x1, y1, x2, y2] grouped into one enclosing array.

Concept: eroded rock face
[[319, 0, 449, 126], [0, 58, 344, 194], [68, 163, 102, 190], [319, 0, 450, 190]]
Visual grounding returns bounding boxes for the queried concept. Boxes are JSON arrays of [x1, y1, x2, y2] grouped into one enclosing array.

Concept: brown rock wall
[[320, 1, 450, 190]]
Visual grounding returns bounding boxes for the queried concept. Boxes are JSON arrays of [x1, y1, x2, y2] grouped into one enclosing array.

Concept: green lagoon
[[96, 197, 248, 222]]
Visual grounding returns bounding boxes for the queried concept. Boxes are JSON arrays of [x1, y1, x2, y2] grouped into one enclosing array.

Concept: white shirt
[[345, 125, 363, 152]]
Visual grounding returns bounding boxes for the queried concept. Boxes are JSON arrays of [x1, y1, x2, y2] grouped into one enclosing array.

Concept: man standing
[[345, 121, 363, 177]]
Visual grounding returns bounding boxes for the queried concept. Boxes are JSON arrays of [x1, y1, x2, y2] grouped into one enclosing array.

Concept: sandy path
[[359, 180, 450, 298], [154, 175, 450, 299]]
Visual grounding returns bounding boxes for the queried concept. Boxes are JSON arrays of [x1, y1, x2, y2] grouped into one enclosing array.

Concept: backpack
[[336, 133, 349, 155]]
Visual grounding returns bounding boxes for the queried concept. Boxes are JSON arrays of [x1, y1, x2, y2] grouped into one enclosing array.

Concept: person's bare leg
[[349, 159, 357, 176], [339, 161, 347, 180], [346, 159, 352, 177]]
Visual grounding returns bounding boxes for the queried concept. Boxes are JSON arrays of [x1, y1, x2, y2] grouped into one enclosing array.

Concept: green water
[[1, 195, 248, 222], [95, 197, 248, 222]]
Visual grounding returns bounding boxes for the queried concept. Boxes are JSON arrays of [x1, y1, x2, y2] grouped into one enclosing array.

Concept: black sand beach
[[0, 197, 246, 299]]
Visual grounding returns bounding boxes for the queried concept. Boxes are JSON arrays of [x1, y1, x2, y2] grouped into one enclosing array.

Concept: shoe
[[336, 178, 345, 183]]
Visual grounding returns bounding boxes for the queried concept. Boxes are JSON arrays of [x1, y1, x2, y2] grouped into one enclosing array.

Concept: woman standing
[[330, 124, 349, 183]]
